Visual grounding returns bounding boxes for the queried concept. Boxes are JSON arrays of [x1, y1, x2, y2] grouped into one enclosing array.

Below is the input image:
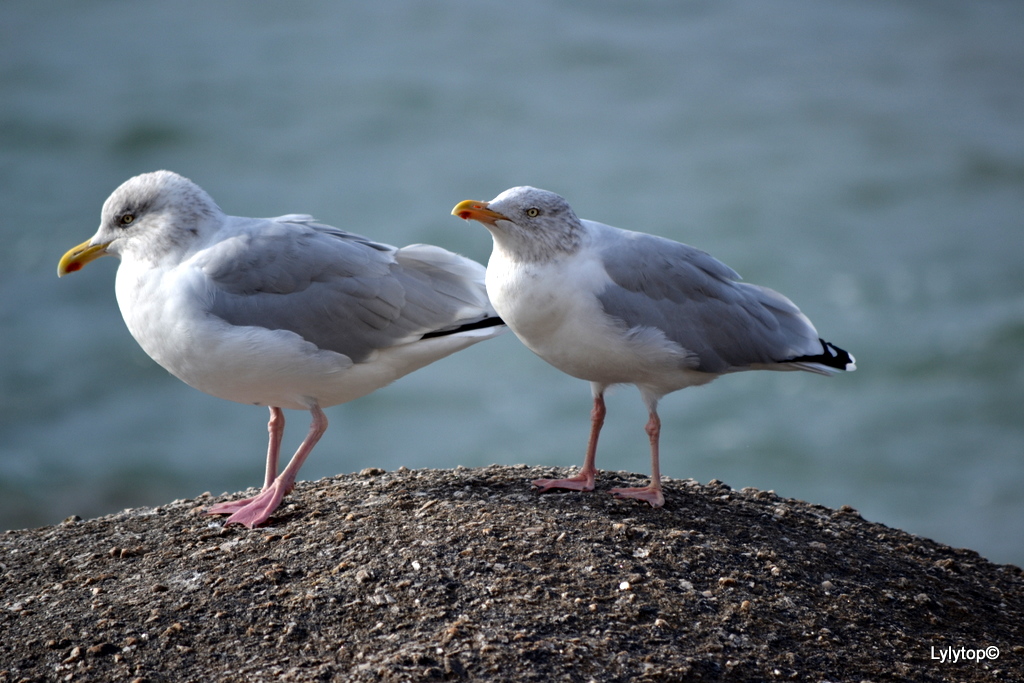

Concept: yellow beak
[[57, 239, 111, 277], [451, 200, 509, 227]]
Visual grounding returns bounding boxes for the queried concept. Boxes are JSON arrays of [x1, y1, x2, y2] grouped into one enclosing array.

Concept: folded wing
[[201, 216, 497, 363]]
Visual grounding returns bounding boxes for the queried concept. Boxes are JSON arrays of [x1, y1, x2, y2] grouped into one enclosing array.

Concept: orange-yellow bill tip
[[57, 240, 110, 277], [451, 200, 508, 226]]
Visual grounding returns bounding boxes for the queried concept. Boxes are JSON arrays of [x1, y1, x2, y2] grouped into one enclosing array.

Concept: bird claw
[[205, 498, 257, 515], [532, 474, 596, 494], [610, 485, 665, 508], [206, 484, 286, 528]]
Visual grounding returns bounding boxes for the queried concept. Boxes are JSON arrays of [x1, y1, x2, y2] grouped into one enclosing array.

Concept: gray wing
[[199, 215, 494, 363], [592, 222, 822, 374]]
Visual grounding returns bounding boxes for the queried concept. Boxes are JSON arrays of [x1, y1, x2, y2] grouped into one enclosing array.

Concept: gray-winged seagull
[[453, 186, 854, 508], [58, 170, 505, 527]]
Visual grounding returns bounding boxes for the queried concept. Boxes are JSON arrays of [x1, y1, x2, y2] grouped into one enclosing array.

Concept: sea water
[[1, 0, 1022, 566]]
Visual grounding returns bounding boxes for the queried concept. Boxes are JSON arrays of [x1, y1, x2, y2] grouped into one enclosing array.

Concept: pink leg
[[206, 407, 285, 516], [610, 410, 665, 508], [263, 407, 285, 489], [208, 405, 328, 528], [533, 391, 606, 494]]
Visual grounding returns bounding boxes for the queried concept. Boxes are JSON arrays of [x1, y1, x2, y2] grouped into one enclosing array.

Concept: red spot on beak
[[457, 202, 488, 220], [451, 200, 497, 225], [65, 261, 82, 273]]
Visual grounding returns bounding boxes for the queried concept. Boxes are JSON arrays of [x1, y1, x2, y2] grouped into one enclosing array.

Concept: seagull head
[[452, 186, 584, 262], [58, 170, 223, 276]]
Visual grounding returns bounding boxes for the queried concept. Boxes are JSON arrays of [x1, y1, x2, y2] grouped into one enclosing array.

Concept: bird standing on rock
[[58, 171, 505, 528], [454, 186, 854, 508]]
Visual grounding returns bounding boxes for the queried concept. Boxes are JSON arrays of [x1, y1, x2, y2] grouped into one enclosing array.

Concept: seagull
[[58, 170, 505, 528], [453, 186, 854, 508]]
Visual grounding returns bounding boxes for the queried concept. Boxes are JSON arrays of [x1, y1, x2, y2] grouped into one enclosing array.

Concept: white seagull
[[453, 186, 854, 508], [58, 171, 505, 528]]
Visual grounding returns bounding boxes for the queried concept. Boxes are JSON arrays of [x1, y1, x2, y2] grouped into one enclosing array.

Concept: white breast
[[114, 256, 500, 411], [114, 258, 354, 410], [485, 245, 705, 392]]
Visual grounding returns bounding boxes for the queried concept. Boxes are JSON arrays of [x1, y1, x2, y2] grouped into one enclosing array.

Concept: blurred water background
[[2, 1, 1022, 566]]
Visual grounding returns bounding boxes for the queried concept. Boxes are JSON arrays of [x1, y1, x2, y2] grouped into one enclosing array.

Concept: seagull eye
[[119, 213, 135, 227], [525, 208, 540, 218]]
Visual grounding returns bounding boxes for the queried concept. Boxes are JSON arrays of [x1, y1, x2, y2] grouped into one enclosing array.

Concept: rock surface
[[1, 465, 1021, 682]]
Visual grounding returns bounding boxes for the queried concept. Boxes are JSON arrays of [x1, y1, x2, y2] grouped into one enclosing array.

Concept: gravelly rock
[[1, 465, 1021, 682]]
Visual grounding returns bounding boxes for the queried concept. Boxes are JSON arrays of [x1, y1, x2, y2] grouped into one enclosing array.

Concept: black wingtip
[[420, 316, 506, 340], [790, 338, 856, 372]]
